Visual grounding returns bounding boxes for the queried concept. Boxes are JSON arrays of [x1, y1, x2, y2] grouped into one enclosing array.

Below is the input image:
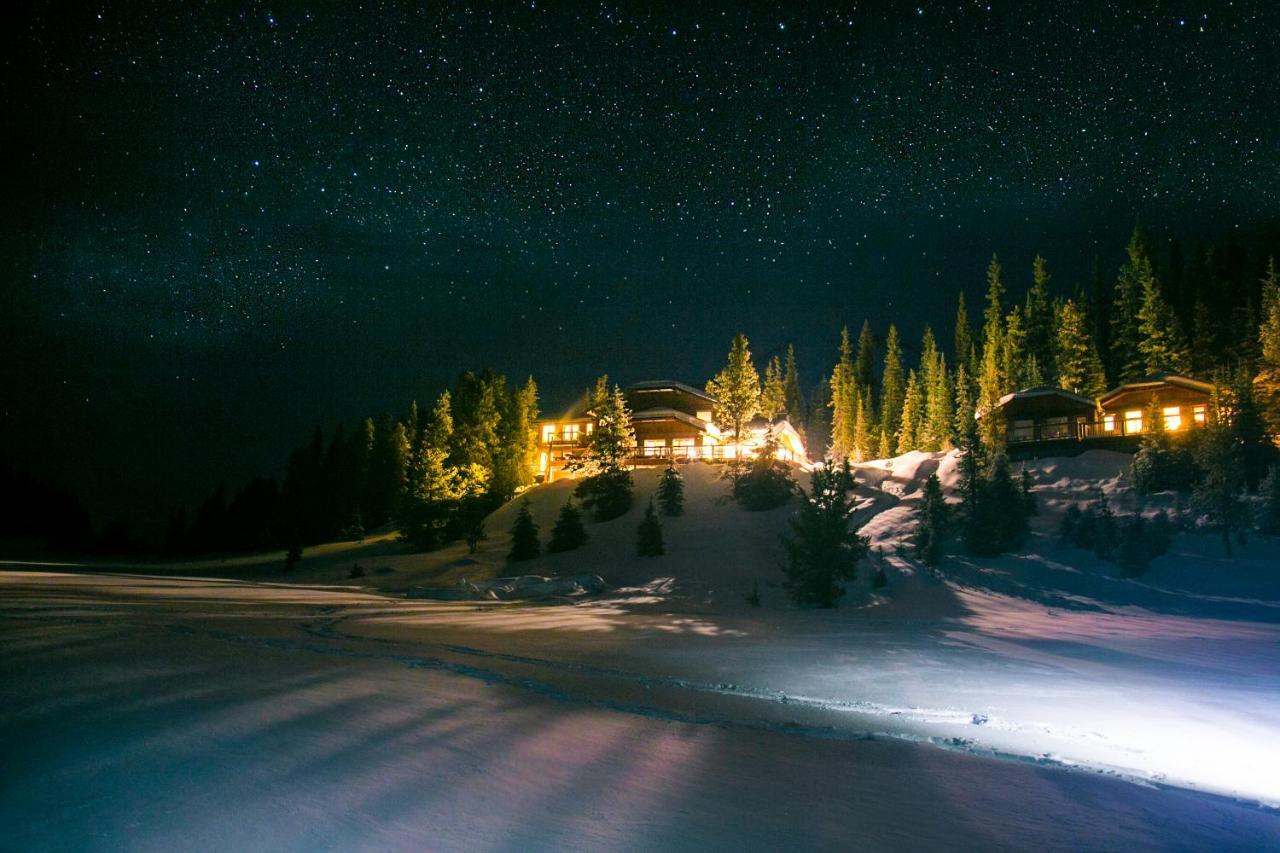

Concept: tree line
[[165, 370, 541, 557]]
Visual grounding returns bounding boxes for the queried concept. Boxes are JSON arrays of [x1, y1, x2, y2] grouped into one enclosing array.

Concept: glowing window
[[643, 439, 666, 457], [672, 438, 695, 448], [586, 422, 594, 434], [539, 452, 548, 472], [541, 424, 556, 443], [563, 424, 580, 441], [1192, 405, 1206, 425], [696, 410, 713, 422], [1124, 410, 1143, 434], [1103, 414, 1116, 433], [1163, 406, 1182, 431]]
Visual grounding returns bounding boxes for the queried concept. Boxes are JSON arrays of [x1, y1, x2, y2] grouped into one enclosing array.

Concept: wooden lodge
[[536, 379, 808, 481], [1095, 372, 1213, 437]]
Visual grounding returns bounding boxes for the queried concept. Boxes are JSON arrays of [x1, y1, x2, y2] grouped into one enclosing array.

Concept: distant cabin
[[1096, 372, 1212, 437], [982, 371, 1214, 457], [536, 379, 808, 481]]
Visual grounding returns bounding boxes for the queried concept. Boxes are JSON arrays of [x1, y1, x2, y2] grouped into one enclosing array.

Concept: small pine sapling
[[657, 464, 685, 516], [636, 499, 665, 557], [507, 499, 541, 562]]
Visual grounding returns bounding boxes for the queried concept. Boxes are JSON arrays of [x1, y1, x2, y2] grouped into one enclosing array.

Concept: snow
[[3, 451, 1280, 849]]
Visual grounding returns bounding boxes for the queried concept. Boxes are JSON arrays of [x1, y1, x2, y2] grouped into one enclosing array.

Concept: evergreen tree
[[876, 424, 893, 460], [807, 374, 832, 458], [1111, 225, 1153, 383], [913, 472, 950, 567], [782, 344, 805, 430], [1258, 464, 1280, 535], [547, 499, 588, 553], [1228, 366, 1274, 490], [851, 390, 872, 463], [829, 327, 857, 460], [1054, 299, 1108, 397], [492, 376, 539, 500], [364, 414, 407, 529], [400, 391, 465, 550], [1137, 272, 1188, 373], [1192, 388, 1247, 557], [1025, 254, 1057, 381], [734, 436, 795, 510], [760, 355, 787, 421], [572, 381, 636, 521], [978, 255, 1008, 459], [897, 369, 924, 454], [879, 325, 906, 447], [507, 499, 540, 562], [954, 291, 976, 375], [707, 333, 762, 451], [657, 464, 685, 516], [451, 371, 504, 474], [1189, 299, 1219, 376], [1002, 305, 1027, 392], [855, 320, 877, 394], [780, 461, 868, 607], [920, 328, 952, 451], [952, 362, 975, 443], [1256, 257, 1280, 439], [636, 499, 665, 557]]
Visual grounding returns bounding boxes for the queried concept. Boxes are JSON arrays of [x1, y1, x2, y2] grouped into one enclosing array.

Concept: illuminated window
[[539, 452, 548, 472], [672, 438, 695, 456], [585, 422, 594, 434], [1124, 410, 1143, 434], [541, 424, 556, 443], [696, 410, 713, 422], [1103, 414, 1116, 433], [1163, 406, 1182, 431], [563, 424, 580, 441], [643, 439, 666, 457], [1192, 405, 1206, 426]]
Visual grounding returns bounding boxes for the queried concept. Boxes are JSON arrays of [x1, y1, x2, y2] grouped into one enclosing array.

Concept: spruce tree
[[572, 381, 636, 521], [1054, 299, 1108, 397], [1192, 388, 1247, 557], [954, 291, 976, 375], [1256, 257, 1280, 439], [760, 355, 787, 421], [1111, 225, 1153, 383], [920, 328, 952, 450], [808, 374, 832, 458], [855, 320, 877, 393], [829, 327, 857, 460], [1002, 305, 1027, 392], [897, 369, 923, 454], [707, 333, 762, 451], [913, 472, 950, 567], [636, 499, 665, 557], [880, 325, 906, 446], [978, 255, 1008, 459], [507, 499, 540, 562], [877, 425, 893, 460], [780, 461, 868, 607], [851, 391, 872, 463], [657, 464, 684, 516], [1190, 299, 1219, 376], [1137, 274, 1188, 373], [547, 499, 588, 553], [953, 362, 975, 442], [782, 344, 805, 429], [1025, 254, 1057, 381]]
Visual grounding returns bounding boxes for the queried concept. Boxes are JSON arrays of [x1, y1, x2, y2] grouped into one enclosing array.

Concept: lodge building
[[985, 371, 1215, 455], [537, 379, 807, 482]]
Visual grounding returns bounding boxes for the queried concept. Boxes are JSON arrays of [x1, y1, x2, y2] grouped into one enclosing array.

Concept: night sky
[[3, 2, 1277, 527]]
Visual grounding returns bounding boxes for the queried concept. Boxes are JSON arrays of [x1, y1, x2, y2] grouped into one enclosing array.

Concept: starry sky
[[3, 1, 1278, 526]]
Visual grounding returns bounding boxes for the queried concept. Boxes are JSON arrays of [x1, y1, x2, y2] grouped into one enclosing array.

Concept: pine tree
[[807, 374, 832, 458], [1111, 225, 1153, 383], [1257, 257, 1280, 439], [1054, 299, 1108, 397], [1189, 299, 1219, 376], [1025, 254, 1057, 380], [897, 369, 923, 454], [852, 391, 872, 463], [636, 499, 665, 557], [1228, 366, 1275, 490], [507, 499, 540, 562], [1137, 272, 1188, 373], [1192, 399, 1246, 557], [953, 362, 975, 442], [978, 255, 1008, 459], [876, 424, 893, 460], [1002, 305, 1027, 393], [492, 376, 540, 500], [855, 320, 877, 394], [760, 355, 787, 421], [657, 464, 684, 516], [920, 328, 952, 451], [829, 327, 857, 460], [880, 325, 906, 446], [780, 461, 868, 607], [913, 472, 950, 567], [782, 344, 805, 429], [572, 381, 636, 521], [547, 499, 588, 553], [707, 333, 762, 451], [954, 291, 976, 375]]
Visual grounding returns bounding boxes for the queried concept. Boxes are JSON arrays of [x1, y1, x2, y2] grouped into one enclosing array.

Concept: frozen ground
[[3, 452, 1280, 850]]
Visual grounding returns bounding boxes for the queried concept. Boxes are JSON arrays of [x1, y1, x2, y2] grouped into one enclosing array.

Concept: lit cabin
[[1096, 372, 1213, 437], [625, 380, 721, 461], [988, 386, 1098, 445], [535, 409, 593, 482]]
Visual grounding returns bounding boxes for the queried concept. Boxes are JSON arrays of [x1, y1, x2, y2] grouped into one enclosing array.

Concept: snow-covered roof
[[1099, 372, 1214, 404], [997, 386, 1097, 409], [625, 379, 717, 404]]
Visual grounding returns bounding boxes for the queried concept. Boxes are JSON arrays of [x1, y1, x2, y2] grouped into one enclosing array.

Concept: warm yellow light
[[541, 424, 555, 442], [1193, 405, 1206, 425], [563, 424, 580, 441], [1103, 414, 1116, 432], [1163, 406, 1182, 431], [539, 452, 548, 472], [1124, 410, 1143, 434]]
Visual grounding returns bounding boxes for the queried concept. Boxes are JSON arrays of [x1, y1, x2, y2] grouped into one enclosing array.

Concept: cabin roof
[[625, 379, 718, 405], [996, 386, 1097, 409], [630, 408, 715, 432], [1098, 372, 1213, 405]]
